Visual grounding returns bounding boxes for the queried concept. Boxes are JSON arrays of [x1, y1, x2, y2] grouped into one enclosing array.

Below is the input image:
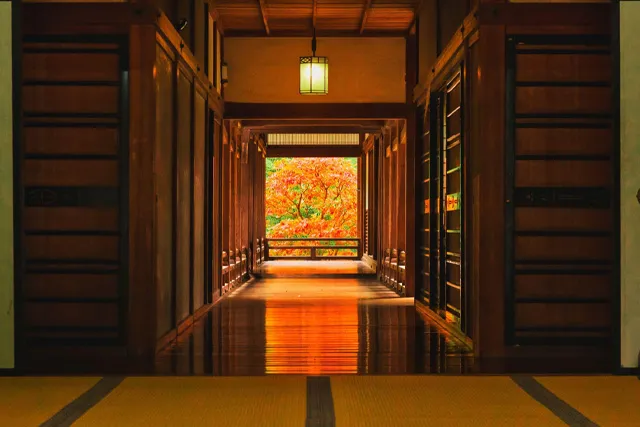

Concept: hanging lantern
[[299, 30, 328, 95]]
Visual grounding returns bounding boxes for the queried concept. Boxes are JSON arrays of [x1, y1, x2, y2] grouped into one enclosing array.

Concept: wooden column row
[[370, 120, 408, 295], [220, 121, 266, 290]]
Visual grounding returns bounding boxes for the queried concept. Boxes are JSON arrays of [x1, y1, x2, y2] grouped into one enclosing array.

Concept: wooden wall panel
[[505, 34, 613, 346], [154, 42, 174, 339], [438, 0, 470, 54], [176, 69, 193, 323], [24, 127, 119, 155], [20, 37, 127, 351], [193, 90, 206, 310]]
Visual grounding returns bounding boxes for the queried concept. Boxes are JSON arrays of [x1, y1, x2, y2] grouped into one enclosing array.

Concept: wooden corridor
[[7, 0, 629, 378], [156, 261, 472, 376]]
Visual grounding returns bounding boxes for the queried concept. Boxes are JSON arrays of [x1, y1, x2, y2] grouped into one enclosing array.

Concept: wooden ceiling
[[212, 0, 421, 37]]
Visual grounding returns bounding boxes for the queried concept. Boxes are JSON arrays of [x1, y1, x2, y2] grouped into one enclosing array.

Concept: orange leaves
[[266, 157, 358, 242]]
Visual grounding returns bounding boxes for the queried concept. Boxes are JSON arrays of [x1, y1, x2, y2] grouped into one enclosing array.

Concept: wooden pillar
[[129, 24, 157, 369], [212, 115, 222, 299], [221, 123, 229, 283], [476, 24, 506, 357], [358, 143, 364, 259], [405, 32, 418, 297]]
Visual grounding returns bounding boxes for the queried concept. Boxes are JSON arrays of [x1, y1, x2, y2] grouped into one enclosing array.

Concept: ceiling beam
[[312, 0, 318, 29], [360, 0, 373, 34], [222, 30, 408, 38], [248, 126, 381, 134], [257, 0, 270, 35], [266, 145, 362, 158], [225, 103, 408, 120], [408, 0, 425, 35], [242, 119, 385, 127]]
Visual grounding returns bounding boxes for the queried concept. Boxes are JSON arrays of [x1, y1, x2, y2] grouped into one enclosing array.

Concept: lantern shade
[[299, 56, 328, 95]]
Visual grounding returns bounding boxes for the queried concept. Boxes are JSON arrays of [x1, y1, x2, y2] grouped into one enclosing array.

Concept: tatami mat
[[536, 376, 640, 426], [0, 377, 100, 427], [330, 376, 565, 427], [74, 376, 307, 427]]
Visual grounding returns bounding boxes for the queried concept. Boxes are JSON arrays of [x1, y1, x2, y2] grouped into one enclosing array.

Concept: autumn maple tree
[[265, 157, 358, 257]]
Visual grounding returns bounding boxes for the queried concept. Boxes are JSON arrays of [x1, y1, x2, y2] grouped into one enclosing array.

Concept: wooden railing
[[266, 238, 360, 260]]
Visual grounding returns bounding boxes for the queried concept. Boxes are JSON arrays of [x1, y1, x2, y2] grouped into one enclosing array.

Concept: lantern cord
[[311, 28, 317, 56]]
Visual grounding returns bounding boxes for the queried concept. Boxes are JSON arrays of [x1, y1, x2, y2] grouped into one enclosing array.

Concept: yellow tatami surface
[[331, 376, 566, 427], [1, 375, 639, 426], [0, 377, 100, 427], [536, 376, 640, 426]]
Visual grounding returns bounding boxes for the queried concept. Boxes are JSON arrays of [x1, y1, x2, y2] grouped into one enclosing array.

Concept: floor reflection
[[156, 273, 474, 376]]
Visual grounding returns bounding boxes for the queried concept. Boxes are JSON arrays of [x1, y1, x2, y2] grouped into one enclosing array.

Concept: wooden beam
[[225, 103, 408, 120], [360, 0, 373, 34], [477, 2, 610, 29], [222, 29, 409, 37], [266, 145, 362, 158], [249, 126, 381, 134], [257, 0, 270, 35], [312, 0, 317, 29], [242, 119, 385, 128], [408, 0, 425, 35]]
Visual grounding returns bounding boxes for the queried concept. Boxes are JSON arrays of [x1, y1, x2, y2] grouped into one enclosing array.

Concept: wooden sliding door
[[418, 65, 467, 334]]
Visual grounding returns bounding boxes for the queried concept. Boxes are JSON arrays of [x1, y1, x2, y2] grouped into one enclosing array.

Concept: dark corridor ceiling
[[212, 0, 421, 37]]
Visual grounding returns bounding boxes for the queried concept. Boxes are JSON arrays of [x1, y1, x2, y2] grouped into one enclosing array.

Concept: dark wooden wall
[[18, 3, 226, 372], [414, 1, 614, 365], [505, 34, 613, 347], [20, 35, 128, 362]]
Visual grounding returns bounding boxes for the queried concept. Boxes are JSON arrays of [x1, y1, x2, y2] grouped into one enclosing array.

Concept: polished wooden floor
[[156, 261, 472, 375], [155, 261, 612, 375]]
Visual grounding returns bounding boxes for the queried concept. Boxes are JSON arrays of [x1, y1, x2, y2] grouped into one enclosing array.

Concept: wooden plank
[[516, 208, 611, 231], [515, 128, 612, 156], [23, 52, 120, 82], [224, 103, 408, 119], [266, 145, 362, 158], [25, 302, 119, 328], [24, 207, 119, 231], [515, 160, 611, 187], [24, 160, 119, 186], [22, 3, 155, 35], [515, 236, 611, 261], [515, 303, 610, 328], [477, 2, 610, 29], [25, 235, 119, 260], [515, 275, 610, 300], [515, 87, 611, 115], [24, 274, 119, 299], [24, 127, 119, 156], [516, 53, 611, 83], [23, 85, 119, 114]]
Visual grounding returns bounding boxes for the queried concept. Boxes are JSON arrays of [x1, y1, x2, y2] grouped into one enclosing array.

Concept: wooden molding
[[360, 0, 373, 34], [222, 30, 409, 38], [266, 145, 362, 158], [478, 2, 610, 29], [225, 103, 408, 119]]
